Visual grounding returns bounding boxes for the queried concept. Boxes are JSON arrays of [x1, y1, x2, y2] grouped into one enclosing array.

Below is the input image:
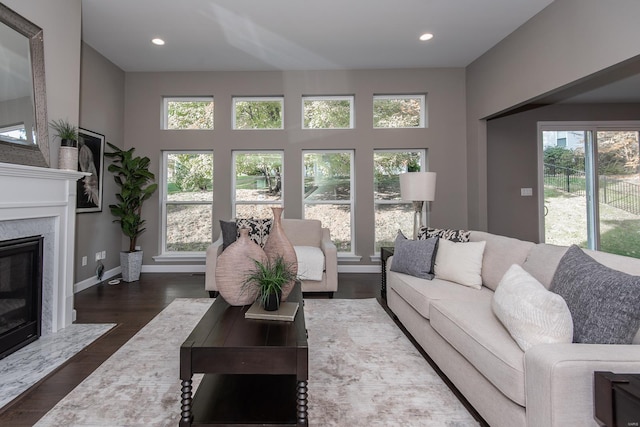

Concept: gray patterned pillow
[[235, 218, 272, 248], [550, 245, 640, 344], [417, 227, 470, 242], [390, 231, 438, 280]]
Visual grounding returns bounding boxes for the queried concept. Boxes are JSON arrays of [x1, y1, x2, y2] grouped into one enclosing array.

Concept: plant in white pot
[[49, 119, 78, 171], [104, 142, 157, 282]]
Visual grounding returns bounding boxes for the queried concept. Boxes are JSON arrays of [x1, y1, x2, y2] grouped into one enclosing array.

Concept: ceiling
[[81, 0, 556, 72]]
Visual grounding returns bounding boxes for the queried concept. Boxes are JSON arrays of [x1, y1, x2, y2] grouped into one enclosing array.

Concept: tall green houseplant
[[105, 142, 158, 252]]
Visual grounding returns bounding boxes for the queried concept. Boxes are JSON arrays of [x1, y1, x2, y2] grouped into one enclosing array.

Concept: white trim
[[232, 96, 284, 130], [153, 253, 205, 262], [73, 266, 121, 293], [337, 265, 379, 273], [142, 264, 206, 273], [337, 254, 361, 262]]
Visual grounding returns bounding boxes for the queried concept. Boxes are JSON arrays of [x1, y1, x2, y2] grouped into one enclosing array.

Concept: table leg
[[297, 380, 308, 425], [180, 378, 193, 426]]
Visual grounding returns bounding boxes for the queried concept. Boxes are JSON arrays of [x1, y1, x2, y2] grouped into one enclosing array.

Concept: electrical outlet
[[101, 250, 106, 259], [95, 252, 101, 262], [520, 188, 533, 197], [81, 256, 87, 266]]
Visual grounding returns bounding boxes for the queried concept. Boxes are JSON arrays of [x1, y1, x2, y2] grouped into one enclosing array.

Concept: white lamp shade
[[400, 172, 436, 201]]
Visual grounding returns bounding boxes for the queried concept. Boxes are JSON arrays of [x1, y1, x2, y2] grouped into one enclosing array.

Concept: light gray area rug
[[0, 323, 115, 410], [37, 298, 478, 426]]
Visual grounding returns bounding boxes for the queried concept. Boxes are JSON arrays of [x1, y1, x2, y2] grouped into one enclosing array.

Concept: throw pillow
[[417, 227, 470, 242], [550, 245, 640, 344], [492, 264, 573, 352], [434, 239, 485, 289], [236, 218, 273, 248], [390, 231, 439, 280], [219, 220, 238, 250]]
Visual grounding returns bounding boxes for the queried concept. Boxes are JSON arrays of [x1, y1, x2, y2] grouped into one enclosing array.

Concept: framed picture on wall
[[76, 128, 105, 213]]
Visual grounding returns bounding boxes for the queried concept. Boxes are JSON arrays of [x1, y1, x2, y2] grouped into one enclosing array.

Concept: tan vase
[[263, 206, 298, 300], [215, 228, 267, 306]]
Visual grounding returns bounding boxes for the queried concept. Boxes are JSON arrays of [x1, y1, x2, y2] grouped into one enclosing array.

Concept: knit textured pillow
[[550, 245, 640, 344], [390, 231, 438, 280]]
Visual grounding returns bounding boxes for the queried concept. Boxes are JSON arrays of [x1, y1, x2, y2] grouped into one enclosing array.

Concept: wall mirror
[[0, 3, 49, 168]]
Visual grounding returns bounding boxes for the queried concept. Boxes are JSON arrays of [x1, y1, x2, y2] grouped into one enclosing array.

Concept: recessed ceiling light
[[151, 38, 165, 46], [419, 33, 434, 42]]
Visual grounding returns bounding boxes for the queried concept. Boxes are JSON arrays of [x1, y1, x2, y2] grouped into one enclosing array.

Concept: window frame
[[373, 149, 426, 253], [301, 95, 355, 129], [373, 94, 427, 129], [232, 150, 285, 218], [159, 150, 214, 257], [232, 96, 284, 130], [161, 96, 214, 130], [302, 149, 355, 254]]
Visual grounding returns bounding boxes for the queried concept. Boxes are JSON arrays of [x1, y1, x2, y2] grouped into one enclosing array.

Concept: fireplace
[[0, 236, 43, 359]]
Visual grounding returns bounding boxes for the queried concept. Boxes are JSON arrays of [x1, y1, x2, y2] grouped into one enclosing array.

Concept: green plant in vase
[[243, 255, 297, 311]]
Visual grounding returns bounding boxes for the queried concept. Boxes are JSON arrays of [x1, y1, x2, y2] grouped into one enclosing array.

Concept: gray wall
[[123, 68, 466, 267], [487, 103, 640, 242], [466, 0, 640, 231], [75, 43, 126, 282]]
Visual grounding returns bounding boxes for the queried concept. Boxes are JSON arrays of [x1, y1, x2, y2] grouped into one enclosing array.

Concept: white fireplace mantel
[[0, 162, 86, 334]]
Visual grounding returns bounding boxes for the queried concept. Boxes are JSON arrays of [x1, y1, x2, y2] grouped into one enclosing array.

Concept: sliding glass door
[[540, 123, 640, 258]]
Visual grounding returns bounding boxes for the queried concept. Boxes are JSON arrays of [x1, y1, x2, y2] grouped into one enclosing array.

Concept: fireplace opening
[[0, 236, 43, 359]]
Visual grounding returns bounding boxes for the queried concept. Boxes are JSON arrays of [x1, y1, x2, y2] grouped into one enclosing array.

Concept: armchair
[[205, 218, 338, 297]]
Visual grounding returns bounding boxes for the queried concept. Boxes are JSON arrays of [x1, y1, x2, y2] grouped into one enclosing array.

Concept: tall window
[[233, 151, 284, 217], [161, 151, 213, 254], [302, 96, 354, 129], [373, 150, 425, 251], [162, 97, 214, 130], [303, 151, 354, 253], [541, 122, 640, 258], [233, 97, 284, 129], [373, 94, 426, 128]]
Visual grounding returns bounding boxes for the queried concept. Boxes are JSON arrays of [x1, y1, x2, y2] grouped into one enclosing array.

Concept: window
[[373, 150, 425, 251], [162, 97, 214, 130], [233, 97, 283, 129], [302, 96, 354, 129], [540, 122, 640, 259], [303, 151, 354, 253], [373, 94, 426, 128], [233, 151, 284, 217], [161, 151, 213, 254]]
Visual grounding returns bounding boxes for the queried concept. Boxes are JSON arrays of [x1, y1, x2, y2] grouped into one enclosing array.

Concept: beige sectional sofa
[[386, 231, 640, 427]]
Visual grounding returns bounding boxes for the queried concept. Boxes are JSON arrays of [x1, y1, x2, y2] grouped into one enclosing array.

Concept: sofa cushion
[[390, 232, 438, 280], [492, 264, 573, 351], [521, 243, 568, 289], [470, 231, 535, 291], [220, 220, 238, 250], [387, 267, 494, 319], [236, 217, 272, 248], [430, 298, 526, 407], [550, 245, 640, 344], [417, 226, 470, 242], [434, 239, 486, 289]]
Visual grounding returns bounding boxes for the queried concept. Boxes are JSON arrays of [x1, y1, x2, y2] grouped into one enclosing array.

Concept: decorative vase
[[58, 139, 78, 171], [120, 250, 143, 282], [216, 228, 267, 306], [263, 290, 282, 311], [263, 206, 298, 301]]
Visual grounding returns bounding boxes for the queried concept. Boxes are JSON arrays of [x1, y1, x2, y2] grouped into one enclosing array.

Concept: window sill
[[153, 253, 205, 263], [337, 254, 362, 262]]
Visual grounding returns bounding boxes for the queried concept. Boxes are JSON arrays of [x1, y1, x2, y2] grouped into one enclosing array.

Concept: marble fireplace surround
[[0, 162, 85, 335]]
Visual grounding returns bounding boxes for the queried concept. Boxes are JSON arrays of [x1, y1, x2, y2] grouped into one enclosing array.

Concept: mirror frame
[[0, 3, 49, 168]]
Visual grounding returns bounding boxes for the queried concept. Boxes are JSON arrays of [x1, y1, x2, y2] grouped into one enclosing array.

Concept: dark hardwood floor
[[0, 272, 380, 426]]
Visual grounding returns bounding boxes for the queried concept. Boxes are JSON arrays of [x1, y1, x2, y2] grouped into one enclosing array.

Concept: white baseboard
[[73, 266, 122, 293], [141, 264, 206, 273]]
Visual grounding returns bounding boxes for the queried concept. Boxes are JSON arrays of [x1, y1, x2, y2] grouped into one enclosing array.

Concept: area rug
[[0, 323, 115, 410], [36, 298, 479, 426]]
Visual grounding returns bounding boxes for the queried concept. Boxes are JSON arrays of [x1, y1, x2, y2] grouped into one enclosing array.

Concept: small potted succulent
[[243, 255, 297, 311]]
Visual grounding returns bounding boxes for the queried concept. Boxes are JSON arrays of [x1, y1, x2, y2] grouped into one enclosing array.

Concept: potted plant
[[104, 142, 158, 282], [243, 255, 297, 311], [49, 119, 78, 170]]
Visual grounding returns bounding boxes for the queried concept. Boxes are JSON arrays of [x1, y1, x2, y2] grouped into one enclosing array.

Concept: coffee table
[[179, 282, 308, 426]]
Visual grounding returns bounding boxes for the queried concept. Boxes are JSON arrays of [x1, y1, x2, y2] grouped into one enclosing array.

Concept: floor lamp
[[400, 172, 436, 239]]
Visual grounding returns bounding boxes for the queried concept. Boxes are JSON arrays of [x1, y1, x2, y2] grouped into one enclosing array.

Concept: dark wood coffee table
[[179, 283, 308, 426]]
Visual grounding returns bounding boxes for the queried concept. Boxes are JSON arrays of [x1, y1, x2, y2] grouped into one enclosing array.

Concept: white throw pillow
[[492, 264, 573, 352], [434, 239, 486, 289]]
